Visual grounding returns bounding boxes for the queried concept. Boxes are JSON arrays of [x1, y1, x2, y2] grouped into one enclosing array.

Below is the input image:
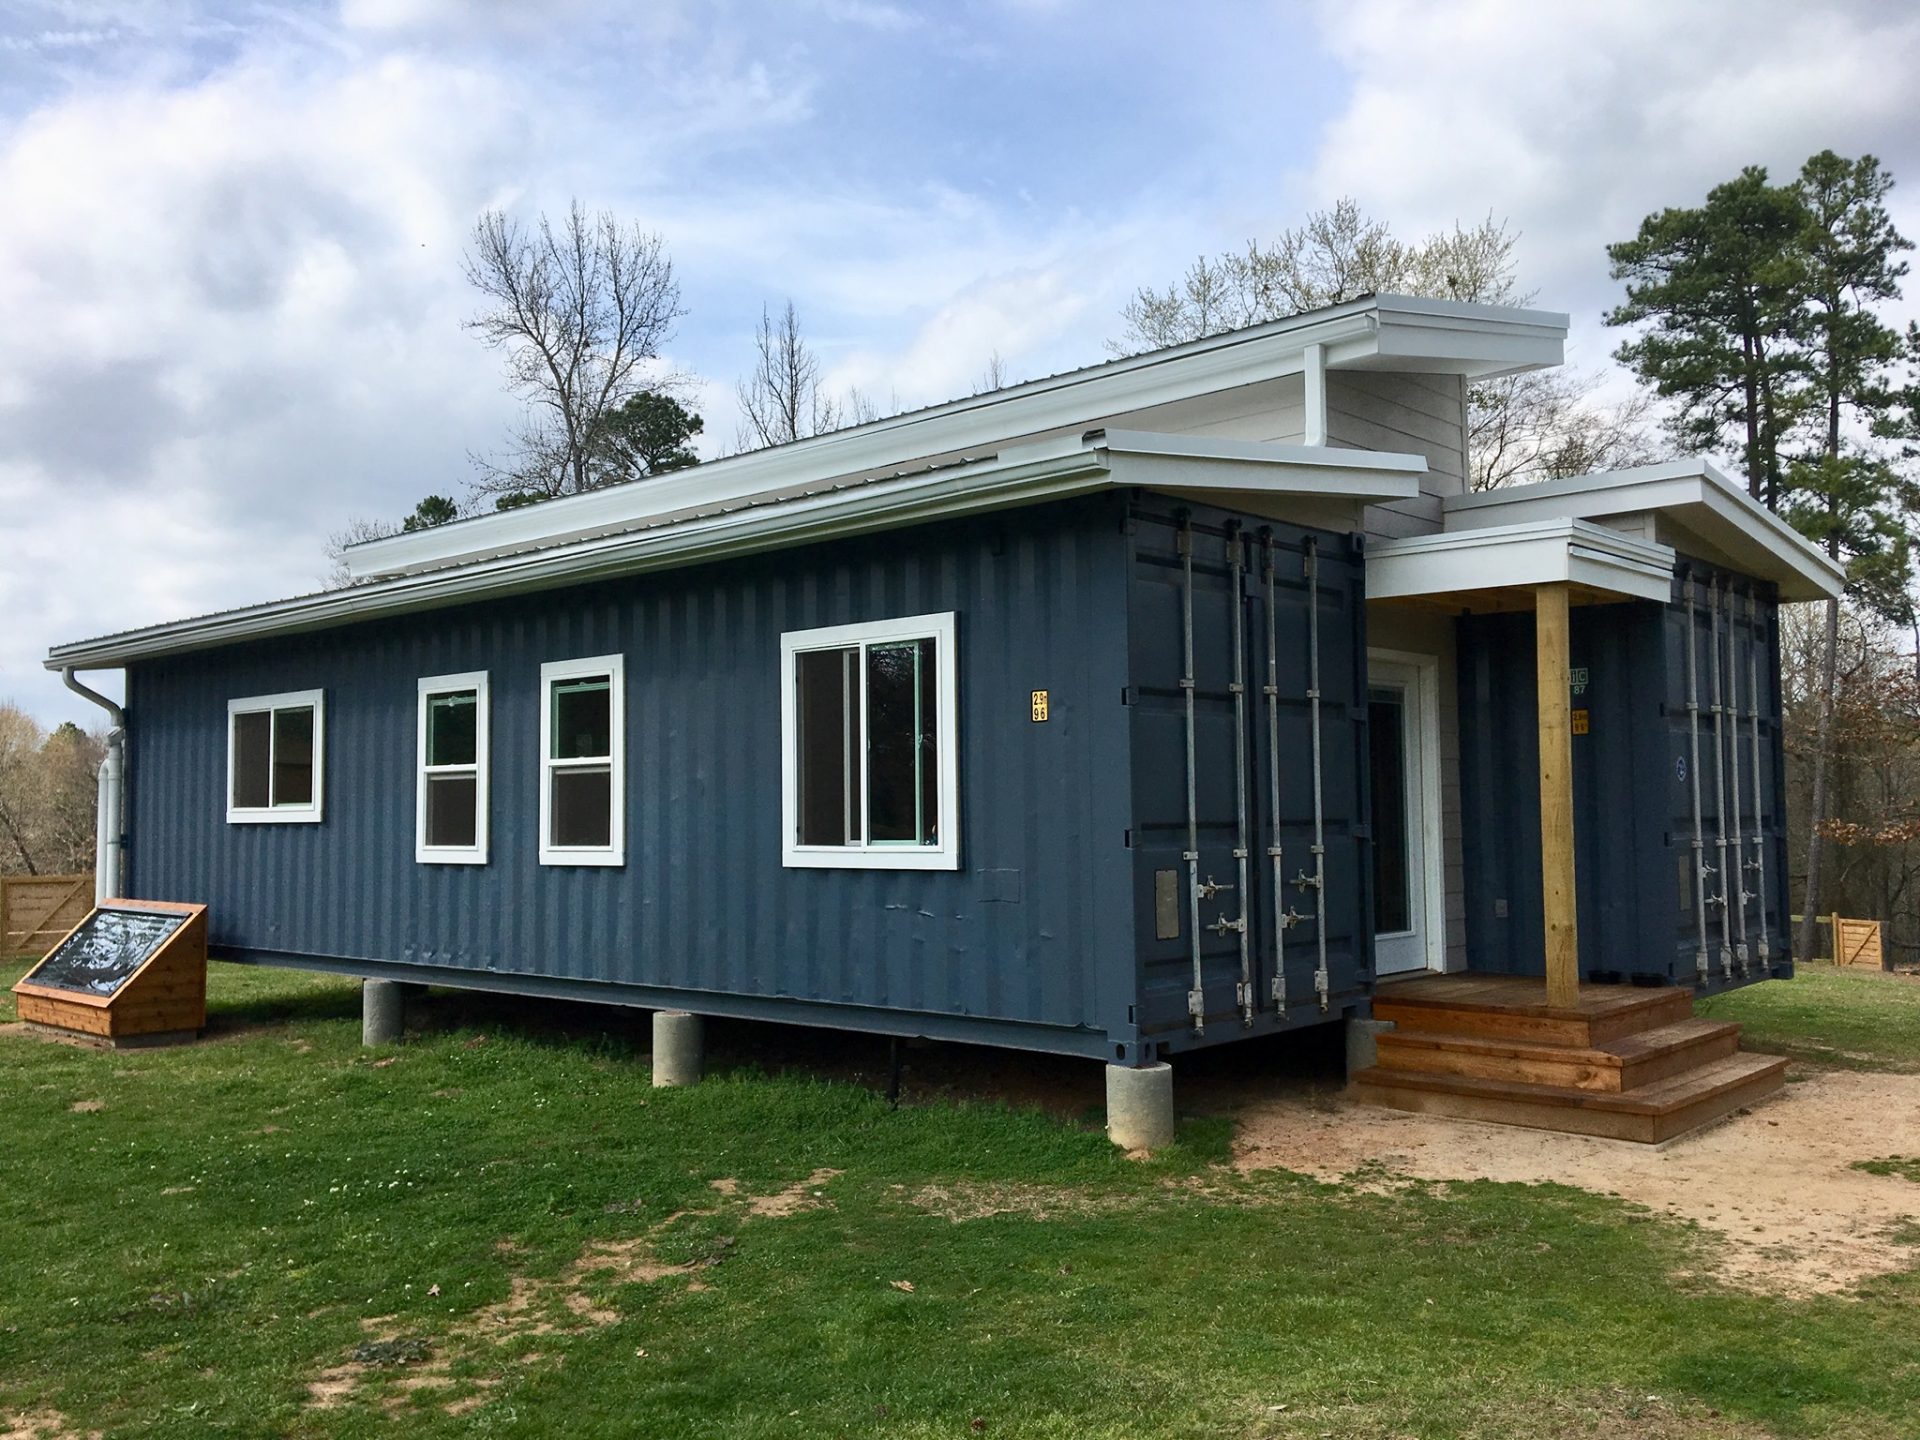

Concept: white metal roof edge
[[1444, 457, 1845, 599], [48, 432, 1428, 669], [1366, 518, 1676, 603], [347, 293, 1566, 580]]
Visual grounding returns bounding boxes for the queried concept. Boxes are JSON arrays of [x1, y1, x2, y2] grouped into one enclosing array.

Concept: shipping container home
[[48, 295, 1845, 1146]]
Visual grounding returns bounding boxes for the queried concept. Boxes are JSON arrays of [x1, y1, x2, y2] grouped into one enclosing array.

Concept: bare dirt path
[[1216, 1067, 1920, 1296]]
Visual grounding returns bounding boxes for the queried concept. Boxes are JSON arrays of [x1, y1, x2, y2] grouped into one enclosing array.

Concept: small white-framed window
[[781, 611, 959, 871], [417, 672, 489, 865], [539, 654, 624, 867], [226, 689, 325, 824]]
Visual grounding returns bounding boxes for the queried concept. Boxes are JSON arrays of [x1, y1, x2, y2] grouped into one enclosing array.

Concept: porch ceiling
[[1365, 518, 1674, 611]]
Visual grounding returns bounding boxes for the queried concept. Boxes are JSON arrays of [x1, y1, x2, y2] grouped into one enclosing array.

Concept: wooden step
[[1374, 977, 1693, 1047], [1349, 1052, 1789, 1143], [1375, 1017, 1743, 1094]]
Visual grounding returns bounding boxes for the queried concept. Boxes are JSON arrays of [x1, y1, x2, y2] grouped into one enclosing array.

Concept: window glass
[[866, 640, 934, 844], [427, 691, 478, 767], [425, 774, 479, 849], [272, 706, 315, 806], [232, 710, 272, 810], [552, 678, 611, 760], [551, 767, 612, 848], [796, 648, 856, 846], [1369, 689, 1411, 934]]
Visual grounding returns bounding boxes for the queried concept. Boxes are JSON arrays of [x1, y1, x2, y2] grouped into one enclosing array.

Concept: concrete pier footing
[[362, 979, 404, 1047], [652, 1011, 705, 1087], [1105, 1061, 1175, 1151], [1345, 1016, 1395, 1077]]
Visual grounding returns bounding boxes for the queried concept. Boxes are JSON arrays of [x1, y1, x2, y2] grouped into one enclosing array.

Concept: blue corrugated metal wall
[[126, 497, 1140, 1055], [1456, 558, 1788, 992]]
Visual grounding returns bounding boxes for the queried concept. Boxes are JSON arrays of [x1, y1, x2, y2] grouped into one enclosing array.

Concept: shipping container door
[[1127, 503, 1369, 1042]]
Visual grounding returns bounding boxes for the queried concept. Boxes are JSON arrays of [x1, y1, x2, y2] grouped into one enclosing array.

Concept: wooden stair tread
[[1374, 975, 1689, 1023], [1378, 1016, 1740, 1068], [1351, 1052, 1788, 1117]]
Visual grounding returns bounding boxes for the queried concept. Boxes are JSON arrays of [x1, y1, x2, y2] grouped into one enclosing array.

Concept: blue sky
[[3, 0, 1918, 725]]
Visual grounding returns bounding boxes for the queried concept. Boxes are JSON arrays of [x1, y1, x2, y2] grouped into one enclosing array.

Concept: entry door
[[1368, 652, 1441, 976]]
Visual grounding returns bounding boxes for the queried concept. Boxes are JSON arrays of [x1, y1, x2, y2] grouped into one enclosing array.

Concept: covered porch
[[1347, 466, 1844, 1139]]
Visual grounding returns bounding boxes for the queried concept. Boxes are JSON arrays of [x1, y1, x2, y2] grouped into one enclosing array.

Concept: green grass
[[1, 961, 1917, 1439], [1696, 962, 1920, 1071], [1852, 1156, 1920, 1184]]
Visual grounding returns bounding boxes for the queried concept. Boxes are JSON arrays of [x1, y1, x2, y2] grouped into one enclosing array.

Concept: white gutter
[[61, 669, 124, 905], [346, 293, 1565, 581], [47, 431, 1429, 671]]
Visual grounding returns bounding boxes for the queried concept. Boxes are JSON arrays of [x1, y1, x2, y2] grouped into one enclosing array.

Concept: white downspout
[[61, 668, 125, 904], [1302, 342, 1328, 447]]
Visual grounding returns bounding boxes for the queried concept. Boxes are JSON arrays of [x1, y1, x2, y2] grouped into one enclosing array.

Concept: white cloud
[[1303, 0, 1920, 376]]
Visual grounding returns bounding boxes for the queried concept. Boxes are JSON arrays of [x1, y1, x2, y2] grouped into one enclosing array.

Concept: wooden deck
[[1348, 973, 1787, 1143]]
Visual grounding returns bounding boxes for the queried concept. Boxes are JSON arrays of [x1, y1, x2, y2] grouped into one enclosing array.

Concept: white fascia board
[[1444, 458, 1845, 600], [348, 294, 1570, 581], [1367, 519, 1675, 603], [49, 430, 1442, 670], [47, 438, 1111, 670], [1094, 429, 1427, 502]]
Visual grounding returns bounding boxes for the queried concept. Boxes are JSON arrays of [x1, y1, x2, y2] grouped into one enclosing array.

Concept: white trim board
[[779, 611, 961, 872], [225, 688, 325, 824], [1366, 648, 1447, 976], [1444, 458, 1844, 601], [343, 294, 1562, 581], [538, 654, 625, 868], [416, 671, 490, 866], [49, 432, 1427, 671], [1367, 519, 1676, 603]]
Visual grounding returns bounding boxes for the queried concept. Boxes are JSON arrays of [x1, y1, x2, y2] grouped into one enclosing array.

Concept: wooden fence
[[2, 874, 94, 960], [1834, 916, 1885, 969], [1790, 913, 1887, 968]]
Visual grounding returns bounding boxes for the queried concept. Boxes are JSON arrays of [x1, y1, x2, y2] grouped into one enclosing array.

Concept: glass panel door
[[1368, 655, 1436, 976]]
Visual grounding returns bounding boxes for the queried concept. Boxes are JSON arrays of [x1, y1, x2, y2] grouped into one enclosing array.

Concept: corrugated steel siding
[[126, 497, 1138, 1052], [1124, 498, 1371, 1044], [1456, 557, 1789, 992]]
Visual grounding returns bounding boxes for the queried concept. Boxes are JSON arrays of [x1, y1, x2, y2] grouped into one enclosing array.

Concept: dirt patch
[[0, 1413, 99, 1440], [67, 1100, 103, 1113], [742, 1167, 842, 1217], [904, 1180, 1126, 1223], [1223, 1067, 1920, 1296]]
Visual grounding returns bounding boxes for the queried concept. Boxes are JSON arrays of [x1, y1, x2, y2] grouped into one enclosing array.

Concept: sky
[[3, 0, 1918, 727]]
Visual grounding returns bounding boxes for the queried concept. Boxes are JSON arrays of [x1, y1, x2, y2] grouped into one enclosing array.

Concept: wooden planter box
[[11, 899, 208, 1047]]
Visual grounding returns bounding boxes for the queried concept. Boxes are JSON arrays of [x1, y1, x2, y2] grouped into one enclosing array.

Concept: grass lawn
[[0, 960, 1916, 1439], [1696, 961, 1920, 1071]]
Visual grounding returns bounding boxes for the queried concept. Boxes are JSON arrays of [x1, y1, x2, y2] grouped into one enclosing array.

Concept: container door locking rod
[[1722, 577, 1751, 975], [1683, 574, 1711, 982], [1745, 587, 1771, 971], [1707, 577, 1735, 979], [1226, 524, 1254, 1025], [1303, 536, 1330, 1013], [1261, 531, 1296, 1017], [1178, 518, 1205, 1034]]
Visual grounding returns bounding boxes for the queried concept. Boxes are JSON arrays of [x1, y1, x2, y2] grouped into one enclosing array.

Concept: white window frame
[[225, 688, 325, 824], [416, 671, 490, 865], [780, 611, 960, 871], [539, 654, 625, 867]]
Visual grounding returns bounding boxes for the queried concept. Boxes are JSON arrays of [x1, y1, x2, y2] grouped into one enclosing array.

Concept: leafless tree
[[465, 200, 684, 501], [1113, 199, 1651, 489], [973, 351, 1010, 395], [736, 301, 842, 450], [0, 703, 42, 873], [321, 515, 397, 590]]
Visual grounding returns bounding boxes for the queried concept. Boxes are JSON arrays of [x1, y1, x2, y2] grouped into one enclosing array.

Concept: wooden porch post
[[1536, 582, 1580, 1008]]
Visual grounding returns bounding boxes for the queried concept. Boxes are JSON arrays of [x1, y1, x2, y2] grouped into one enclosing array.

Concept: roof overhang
[[48, 432, 1426, 670], [1367, 519, 1676, 608], [345, 293, 1562, 581], [1442, 458, 1844, 602]]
